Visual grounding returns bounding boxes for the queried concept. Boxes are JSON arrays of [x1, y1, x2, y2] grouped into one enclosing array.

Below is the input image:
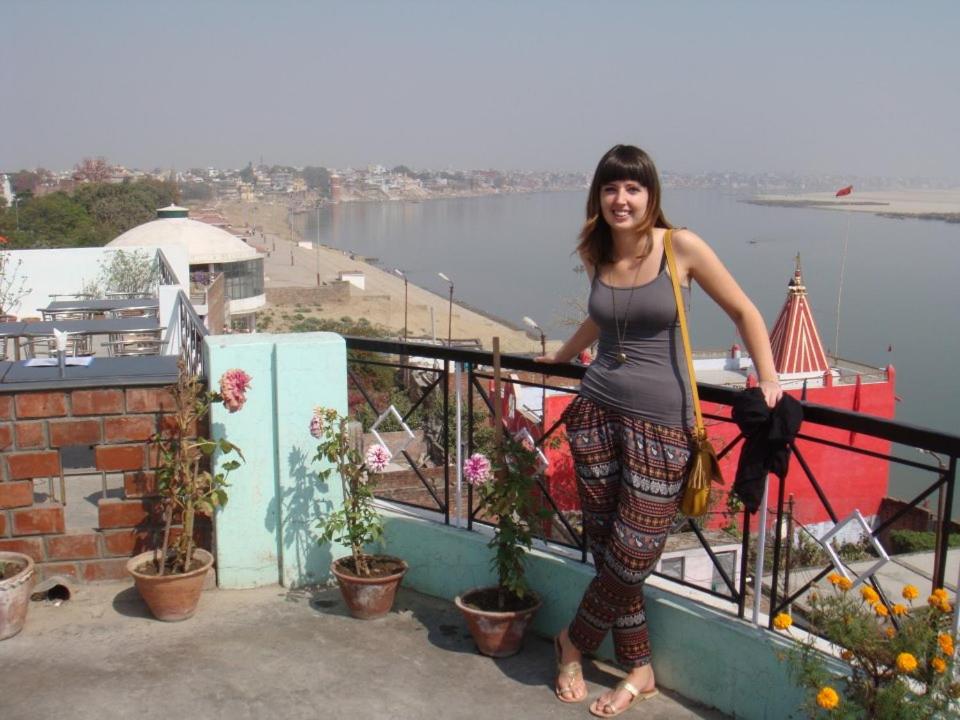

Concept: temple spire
[[769, 255, 830, 375]]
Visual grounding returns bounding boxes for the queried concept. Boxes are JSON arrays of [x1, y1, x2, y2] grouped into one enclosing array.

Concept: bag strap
[[663, 229, 704, 435]]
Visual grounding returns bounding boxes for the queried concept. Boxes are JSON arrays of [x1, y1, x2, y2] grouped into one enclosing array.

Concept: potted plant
[[126, 358, 251, 621], [779, 574, 959, 717], [311, 406, 407, 619], [454, 435, 549, 657], [0, 551, 36, 640]]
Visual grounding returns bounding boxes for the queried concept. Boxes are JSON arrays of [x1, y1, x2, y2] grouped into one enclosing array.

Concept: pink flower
[[219, 369, 252, 413], [463, 453, 492, 486], [309, 408, 325, 439], [365, 444, 390, 473]]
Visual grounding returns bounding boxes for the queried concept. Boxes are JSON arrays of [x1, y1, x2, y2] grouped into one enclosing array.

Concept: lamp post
[[523, 316, 547, 433], [438, 272, 453, 347], [919, 448, 948, 581], [315, 204, 321, 287], [393, 268, 408, 342]]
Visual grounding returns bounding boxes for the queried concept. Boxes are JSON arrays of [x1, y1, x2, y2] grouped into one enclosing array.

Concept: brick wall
[[265, 281, 352, 306], [0, 387, 210, 583]]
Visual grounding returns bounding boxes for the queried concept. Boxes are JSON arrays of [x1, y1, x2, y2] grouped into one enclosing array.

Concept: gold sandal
[[589, 679, 659, 717], [554, 635, 587, 703]]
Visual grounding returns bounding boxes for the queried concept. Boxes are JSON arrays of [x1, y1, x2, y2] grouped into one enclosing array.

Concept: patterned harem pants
[[562, 395, 693, 668]]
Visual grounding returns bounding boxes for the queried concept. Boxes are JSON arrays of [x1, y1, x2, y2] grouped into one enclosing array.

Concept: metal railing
[[343, 336, 960, 633], [156, 249, 181, 287], [174, 290, 209, 378]]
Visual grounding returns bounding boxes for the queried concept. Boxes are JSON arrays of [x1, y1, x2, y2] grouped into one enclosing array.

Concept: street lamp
[[393, 268, 408, 342], [438, 272, 453, 347], [523, 316, 547, 433], [315, 204, 321, 287]]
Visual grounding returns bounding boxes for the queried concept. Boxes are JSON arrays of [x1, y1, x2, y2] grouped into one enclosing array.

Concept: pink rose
[[219, 369, 252, 413], [463, 453, 492, 486], [365, 444, 391, 473]]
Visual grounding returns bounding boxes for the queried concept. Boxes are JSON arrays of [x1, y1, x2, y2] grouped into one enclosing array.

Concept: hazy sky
[[3, 1, 959, 180]]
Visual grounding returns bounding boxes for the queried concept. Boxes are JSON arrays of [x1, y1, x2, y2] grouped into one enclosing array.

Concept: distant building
[[108, 205, 266, 332]]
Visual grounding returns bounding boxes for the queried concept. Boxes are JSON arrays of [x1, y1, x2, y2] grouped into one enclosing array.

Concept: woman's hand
[[534, 353, 560, 364], [758, 379, 783, 409]]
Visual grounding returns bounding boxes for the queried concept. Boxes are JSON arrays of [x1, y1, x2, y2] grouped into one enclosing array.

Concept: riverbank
[[745, 189, 960, 222], [215, 199, 552, 354]]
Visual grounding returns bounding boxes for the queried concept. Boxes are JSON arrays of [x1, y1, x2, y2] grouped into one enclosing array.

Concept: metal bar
[[687, 520, 739, 600], [467, 363, 474, 531], [752, 476, 770, 625], [397, 449, 446, 512], [347, 368, 381, 415], [454, 361, 463, 528], [790, 442, 840, 524], [401, 372, 443, 423], [533, 475, 584, 551], [738, 509, 751, 620], [768, 473, 788, 630], [716, 433, 744, 461], [442, 359, 450, 526], [934, 455, 958, 588], [871, 475, 948, 536]]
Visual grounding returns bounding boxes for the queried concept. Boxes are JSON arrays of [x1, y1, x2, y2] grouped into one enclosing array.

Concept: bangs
[[593, 145, 659, 190]]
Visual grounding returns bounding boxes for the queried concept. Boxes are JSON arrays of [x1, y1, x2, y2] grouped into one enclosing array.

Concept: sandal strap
[[617, 680, 640, 699], [557, 659, 582, 677]]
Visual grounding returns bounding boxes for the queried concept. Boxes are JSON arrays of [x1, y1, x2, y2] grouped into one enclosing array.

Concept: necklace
[[609, 258, 645, 364]]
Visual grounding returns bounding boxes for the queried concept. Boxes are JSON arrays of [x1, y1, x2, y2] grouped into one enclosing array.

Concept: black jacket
[[730, 388, 804, 513]]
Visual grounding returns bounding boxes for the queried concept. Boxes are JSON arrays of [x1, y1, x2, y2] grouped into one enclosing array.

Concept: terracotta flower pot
[[330, 555, 408, 619], [455, 586, 542, 657], [0, 551, 36, 641], [126, 548, 214, 622]]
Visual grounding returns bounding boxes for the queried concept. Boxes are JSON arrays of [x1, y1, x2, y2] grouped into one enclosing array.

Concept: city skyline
[[3, 1, 960, 182]]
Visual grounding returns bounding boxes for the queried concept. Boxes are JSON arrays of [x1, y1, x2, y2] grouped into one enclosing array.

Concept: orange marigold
[[860, 586, 880, 604], [816, 686, 839, 710], [837, 577, 853, 592], [873, 603, 889, 618], [902, 584, 919, 601], [932, 657, 948, 674], [840, 649, 854, 661], [773, 613, 793, 631], [885, 627, 897, 639], [896, 653, 918, 673], [827, 572, 843, 586], [891, 603, 908, 616], [938, 633, 955, 656]]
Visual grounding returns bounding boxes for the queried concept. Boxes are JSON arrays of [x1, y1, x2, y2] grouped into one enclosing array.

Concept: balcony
[[2, 331, 957, 718]]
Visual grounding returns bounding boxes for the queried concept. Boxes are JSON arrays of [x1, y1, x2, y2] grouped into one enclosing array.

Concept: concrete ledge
[[379, 510, 807, 720]]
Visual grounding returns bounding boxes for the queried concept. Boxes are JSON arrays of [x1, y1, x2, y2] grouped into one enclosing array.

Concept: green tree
[[73, 178, 178, 239], [239, 162, 255, 185], [301, 166, 331, 195]]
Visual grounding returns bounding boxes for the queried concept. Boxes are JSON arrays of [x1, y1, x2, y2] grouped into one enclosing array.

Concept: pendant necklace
[[609, 254, 645, 364]]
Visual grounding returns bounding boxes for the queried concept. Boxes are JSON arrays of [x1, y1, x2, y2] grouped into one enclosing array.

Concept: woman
[[536, 145, 782, 717]]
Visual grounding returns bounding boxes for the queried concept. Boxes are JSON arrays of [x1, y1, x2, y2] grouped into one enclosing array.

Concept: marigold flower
[[938, 633, 955, 657], [929, 594, 953, 613], [895, 653, 918, 673], [773, 613, 793, 630], [885, 627, 896, 639], [902, 584, 919, 601], [860, 586, 880, 604], [840, 649, 854, 661], [932, 588, 949, 601], [891, 603, 908, 616], [873, 603, 889, 618], [837, 577, 853, 592], [219, 369, 252, 413], [816, 686, 839, 710], [827, 572, 842, 586], [364, 444, 390, 473], [932, 657, 947, 674], [463, 453, 492, 486]]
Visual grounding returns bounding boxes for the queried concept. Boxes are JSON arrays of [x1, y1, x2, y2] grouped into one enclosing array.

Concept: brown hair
[[576, 144, 672, 268]]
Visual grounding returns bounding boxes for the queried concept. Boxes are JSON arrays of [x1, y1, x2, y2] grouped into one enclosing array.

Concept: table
[[20, 317, 161, 337], [0, 355, 179, 390], [40, 298, 159, 314]]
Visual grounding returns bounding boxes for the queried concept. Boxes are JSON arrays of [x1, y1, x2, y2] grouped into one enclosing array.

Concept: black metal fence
[[344, 336, 960, 629]]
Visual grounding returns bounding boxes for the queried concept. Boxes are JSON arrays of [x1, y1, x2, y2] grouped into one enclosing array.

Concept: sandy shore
[[746, 189, 960, 221], [215, 199, 554, 354]]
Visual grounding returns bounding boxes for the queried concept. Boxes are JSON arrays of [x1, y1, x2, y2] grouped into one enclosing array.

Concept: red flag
[[835, 185, 853, 197]]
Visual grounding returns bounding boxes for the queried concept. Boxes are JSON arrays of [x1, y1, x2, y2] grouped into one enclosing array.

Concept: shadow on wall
[[264, 444, 332, 587]]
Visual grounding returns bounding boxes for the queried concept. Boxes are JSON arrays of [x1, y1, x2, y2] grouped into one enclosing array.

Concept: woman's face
[[599, 180, 649, 235]]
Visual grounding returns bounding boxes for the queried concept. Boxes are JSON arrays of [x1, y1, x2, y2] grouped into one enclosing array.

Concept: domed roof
[[108, 216, 261, 264]]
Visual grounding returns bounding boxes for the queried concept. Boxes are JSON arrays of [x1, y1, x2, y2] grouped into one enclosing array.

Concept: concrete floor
[[1, 581, 728, 720]]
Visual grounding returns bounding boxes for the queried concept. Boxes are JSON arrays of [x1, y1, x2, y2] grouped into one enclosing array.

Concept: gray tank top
[[579, 250, 694, 428]]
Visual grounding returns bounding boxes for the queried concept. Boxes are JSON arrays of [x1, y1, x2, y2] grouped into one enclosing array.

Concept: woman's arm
[[535, 251, 599, 364], [672, 228, 783, 407]]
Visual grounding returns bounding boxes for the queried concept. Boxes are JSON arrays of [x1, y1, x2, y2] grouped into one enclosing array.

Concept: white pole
[[833, 212, 851, 358], [752, 475, 771, 626], [454, 361, 463, 528]]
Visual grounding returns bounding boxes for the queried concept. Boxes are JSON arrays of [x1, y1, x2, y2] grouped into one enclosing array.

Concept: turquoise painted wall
[[206, 332, 348, 589]]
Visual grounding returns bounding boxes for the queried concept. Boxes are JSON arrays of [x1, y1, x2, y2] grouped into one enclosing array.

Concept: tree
[[239, 162, 255, 185], [301, 166, 331, 195], [82, 249, 159, 298], [11, 170, 42, 195], [391, 165, 414, 177], [73, 178, 178, 239], [73, 157, 112, 183]]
